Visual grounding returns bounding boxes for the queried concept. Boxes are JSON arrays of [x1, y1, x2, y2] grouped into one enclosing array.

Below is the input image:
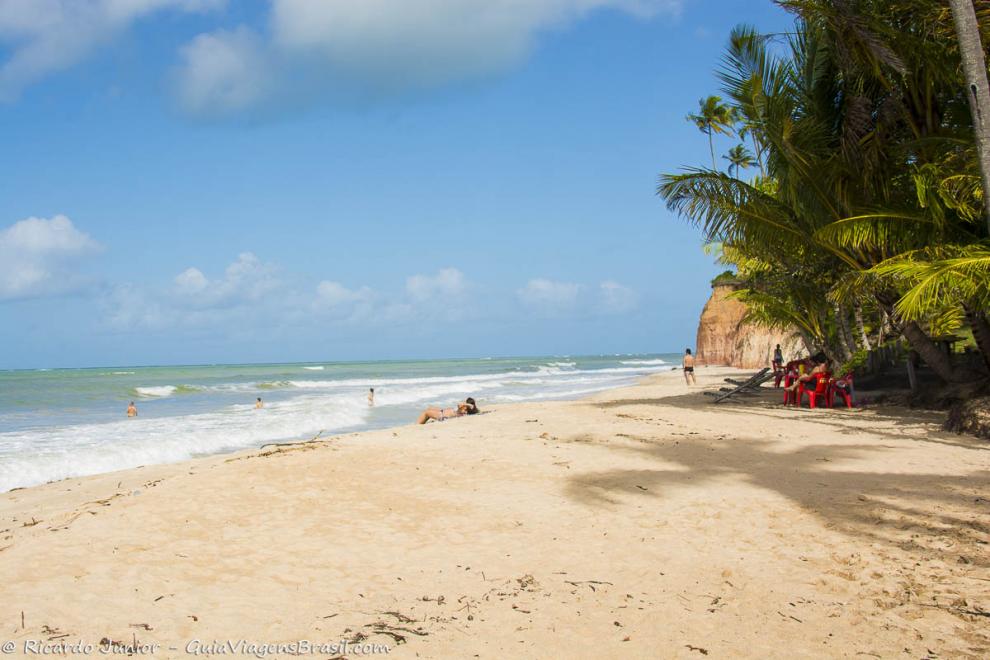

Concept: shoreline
[[1, 369, 679, 497], [0, 355, 679, 494], [1, 368, 987, 657]]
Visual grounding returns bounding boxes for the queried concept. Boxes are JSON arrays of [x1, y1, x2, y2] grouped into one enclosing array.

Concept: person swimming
[[127, 401, 137, 417], [417, 397, 479, 424], [368, 388, 375, 406], [255, 397, 263, 409]]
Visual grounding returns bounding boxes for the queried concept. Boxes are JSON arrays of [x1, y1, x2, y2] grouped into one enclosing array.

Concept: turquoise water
[[0, 354, 678, 492]]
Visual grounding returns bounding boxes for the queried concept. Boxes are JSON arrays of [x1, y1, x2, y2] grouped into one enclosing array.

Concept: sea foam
[[0, 355, 674, 492]]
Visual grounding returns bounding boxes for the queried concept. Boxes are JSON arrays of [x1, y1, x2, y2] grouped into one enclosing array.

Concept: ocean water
[[0, 354, 678, 493]]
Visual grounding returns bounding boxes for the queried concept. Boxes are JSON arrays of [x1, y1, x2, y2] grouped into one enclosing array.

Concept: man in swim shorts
[[683, 349, 696, 385]]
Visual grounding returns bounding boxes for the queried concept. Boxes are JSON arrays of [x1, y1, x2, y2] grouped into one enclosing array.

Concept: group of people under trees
[[682, 343, 851, 402], [774, 346, 853, 401]]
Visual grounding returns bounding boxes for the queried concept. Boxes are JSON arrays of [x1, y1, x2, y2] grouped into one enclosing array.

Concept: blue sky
[[0, 0, 792, 369]]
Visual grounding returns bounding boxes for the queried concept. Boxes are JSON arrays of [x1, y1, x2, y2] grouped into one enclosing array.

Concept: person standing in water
[[255, 397, 263, 409], [127, 401, 138, 417], [368, 388, 375, 406], [683, 349, 697, 385]]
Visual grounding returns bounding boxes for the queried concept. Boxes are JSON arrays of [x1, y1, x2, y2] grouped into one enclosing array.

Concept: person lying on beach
[[127, 401, 137, 417], [417, 397, 479, 424]]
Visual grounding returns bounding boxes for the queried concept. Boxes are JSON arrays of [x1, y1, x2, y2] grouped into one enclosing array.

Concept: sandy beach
[[0, 368, 987, 658]]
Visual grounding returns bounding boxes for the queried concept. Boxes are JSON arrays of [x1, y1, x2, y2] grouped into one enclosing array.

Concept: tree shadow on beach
[[562, 427, 990, 569], [592, 387, 988, 451]]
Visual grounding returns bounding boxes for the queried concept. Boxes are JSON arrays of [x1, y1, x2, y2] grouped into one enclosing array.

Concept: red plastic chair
[[782, 372, 799, 404], [799, 373, 830, 408], [829, 373, 855, 409]]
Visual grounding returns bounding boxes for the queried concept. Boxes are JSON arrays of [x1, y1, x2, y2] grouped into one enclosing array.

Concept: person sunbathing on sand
[[417, 397, 479, 424]]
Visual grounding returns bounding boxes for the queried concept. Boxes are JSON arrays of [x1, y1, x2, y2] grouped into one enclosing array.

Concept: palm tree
[[718, 26, 772, 177], [686, 96, 736, 169], [947, 0, 990, 233], [661, 3, 989, 383], [724, 144, 754, 178], [868, 244, 990, 372]]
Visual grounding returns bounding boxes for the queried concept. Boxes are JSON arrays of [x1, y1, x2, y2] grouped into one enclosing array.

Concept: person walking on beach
[[368, 388, 375, 406], [255, 397, 263, 409], [127, 401, 138, 417], [683, 349, 696, 385]]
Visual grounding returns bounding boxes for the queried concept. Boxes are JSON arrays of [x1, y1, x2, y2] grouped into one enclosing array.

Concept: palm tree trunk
[[876, 309, 891, 346], [900, 320, 975, 383], [832, 302, 855, 363], [796, 328, 818, 356], [963, 303, 990, 373], [708, 131, 717, 170], [840, 305, 857, 355], [853, 303, 872, 350], [949, 0, 990, 234], [876, 290, 974, 383], [750, 132, 766, 177]]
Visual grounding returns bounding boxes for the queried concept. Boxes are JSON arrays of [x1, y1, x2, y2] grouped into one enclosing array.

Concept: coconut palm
[[717, 25, 773, 176], [873, 244, 990, 371], [724, 144, 755, 178], [686, 95, 736, 169], [661, 1, 990, 383]]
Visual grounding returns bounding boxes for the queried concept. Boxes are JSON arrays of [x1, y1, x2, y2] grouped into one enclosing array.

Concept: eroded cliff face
[[695, 283, 804, 368]]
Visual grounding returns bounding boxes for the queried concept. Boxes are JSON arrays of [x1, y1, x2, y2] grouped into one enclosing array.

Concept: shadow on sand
[[566, 391, 990, 569]]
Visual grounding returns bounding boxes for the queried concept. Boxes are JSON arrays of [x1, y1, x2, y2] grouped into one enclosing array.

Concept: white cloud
[[315, 280, 374, 307], [312, 280, 377, 321], [516, 278, 637, 316], [174, 266, 209, 294], [103, 282, 166, 330], [171, 252, 279, 308], [599, 280, 637, 313], [517, 278, 580, 310], [107, 252, 284, 330], [0, 215, 101, 300], [406, 267, 466, 302], [174, 26, 273, 116], [101, 262, 639, 339], [175, 0, 683, 115], [107, 258, 480, 332], [0, 0, 224, 101]]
